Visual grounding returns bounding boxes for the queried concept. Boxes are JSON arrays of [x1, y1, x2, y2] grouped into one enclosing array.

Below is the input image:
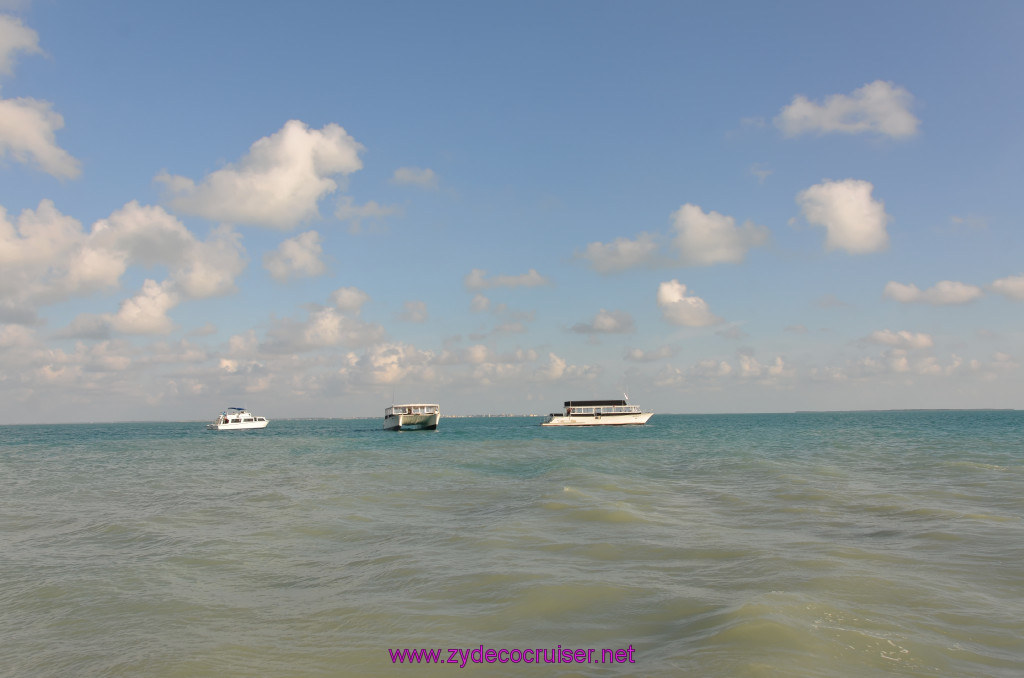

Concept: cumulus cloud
[[1, 199, 87, 305], [656, 354, 791, 387], [331, 286, 370, 313], [399, 300, 428, 323], [54, 313, 111, 340], [3, 200, 246, 336], [797, 179, 889, 254], [625, 345, 676, 362], [884, 280, 983, 305], [774, 80, 919, 138], [349, 342, 435, 384], [0, 97, 81, 179], [0, 322, 35, 350], [3, 200, 188, 305], [89, 201, 246, 300], [577, 232, 660, 273], [671, 203, 769, 266], [109, 279, 179, 335], [262, 290, 385, 354], [175, 225, 246, 298], [533, 352, 597, 382], [391, 166, 438, 189], [300, 307, 383, 348], [156, 120, 364, 229], [750, 164, 773, 183], [470, 293, 490, 312], [334, 196, 401, 232], [263, 230, 326, 282], [464, 268, 549, 290], [570, 309, 634, 334], [990, 275, 1024, 301], [579, 205, 768, 273], [738, 355, 790, 379], [656, 279, 722, 327], [864, 329, 934, 350], [0, 18, 80, 179], [0, 14, 41, 75]]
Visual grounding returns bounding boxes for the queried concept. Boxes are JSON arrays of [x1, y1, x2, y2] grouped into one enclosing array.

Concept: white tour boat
[[206, 407, 269, 430], [541, 399, 653, 426], [383, 403, 440, 431]]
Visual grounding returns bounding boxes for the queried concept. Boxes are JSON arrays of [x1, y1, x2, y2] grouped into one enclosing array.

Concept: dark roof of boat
[[564, 399, 628, 407]]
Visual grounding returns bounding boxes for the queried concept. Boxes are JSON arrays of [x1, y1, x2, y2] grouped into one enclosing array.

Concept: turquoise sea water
[[2, 411, 1023, 677]]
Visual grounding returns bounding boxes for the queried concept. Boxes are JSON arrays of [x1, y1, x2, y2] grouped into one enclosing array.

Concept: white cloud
[[331, 286, 370, 313], [109, 279, 179, 335], [716, 325, 748, 340], [1, 200, 87, 305], [692, 359, 734, 379], [671, 203, 769, 266], [334, 196, 401, 232], [3, 200, 245, 335], [156, 120, 364, 229], [88, 201, 246, 300], [0, 322, 34, 348], [738, 355, 791, 380], [774, 80, 919, 138], [797, 179, 889, 254], [300, 308, 385, 349], [175, 225, 246, 299], [570, 309, 634, 334], [350, 342, 435, 384], [470, 293, 490, 312], [532, 352, 597, 382], [884, 280, 983, 305], [625, 345, 675, 362], [0, 14, 41, 75], [391, 166, 438, 189], [750, 164, 773, 183], [0, 97, 81, 179], [656, 279, 722, 327], [263, 292, 385, 353], [579, 205, 767, 273], [577, 232, 660, 273], [399, 300, 429, 323], [990, 275, 1024, 301], [865, 329, 934, 350], [0, 18, 80, 179], [55, 313, 111, 339], [656, 354, 792, 387], [464, 268, 549, 290], [263, 230, 326, 282]]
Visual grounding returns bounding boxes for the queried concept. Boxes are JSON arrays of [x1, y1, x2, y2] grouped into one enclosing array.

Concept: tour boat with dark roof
[[541, 398, 653, 426], [206, 407, 269, 430]]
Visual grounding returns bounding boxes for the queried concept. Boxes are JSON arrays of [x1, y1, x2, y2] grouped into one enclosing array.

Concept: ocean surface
[[2, 411, 1023, 677]]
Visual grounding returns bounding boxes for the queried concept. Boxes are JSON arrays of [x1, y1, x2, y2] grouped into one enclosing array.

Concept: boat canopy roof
[[564, 399, 628, 407]]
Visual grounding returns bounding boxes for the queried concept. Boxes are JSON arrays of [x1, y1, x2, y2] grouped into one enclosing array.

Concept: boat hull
[[541, 411, 652, 427], [206, 420, 269, 430], [383, 412, 440, 431]]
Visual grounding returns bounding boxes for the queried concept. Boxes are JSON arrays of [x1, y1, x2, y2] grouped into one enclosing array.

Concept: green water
[[2, 411, 1022, 676]]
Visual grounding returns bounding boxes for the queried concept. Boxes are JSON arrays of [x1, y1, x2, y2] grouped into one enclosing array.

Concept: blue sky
[[1, 1, 1022, 423]]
